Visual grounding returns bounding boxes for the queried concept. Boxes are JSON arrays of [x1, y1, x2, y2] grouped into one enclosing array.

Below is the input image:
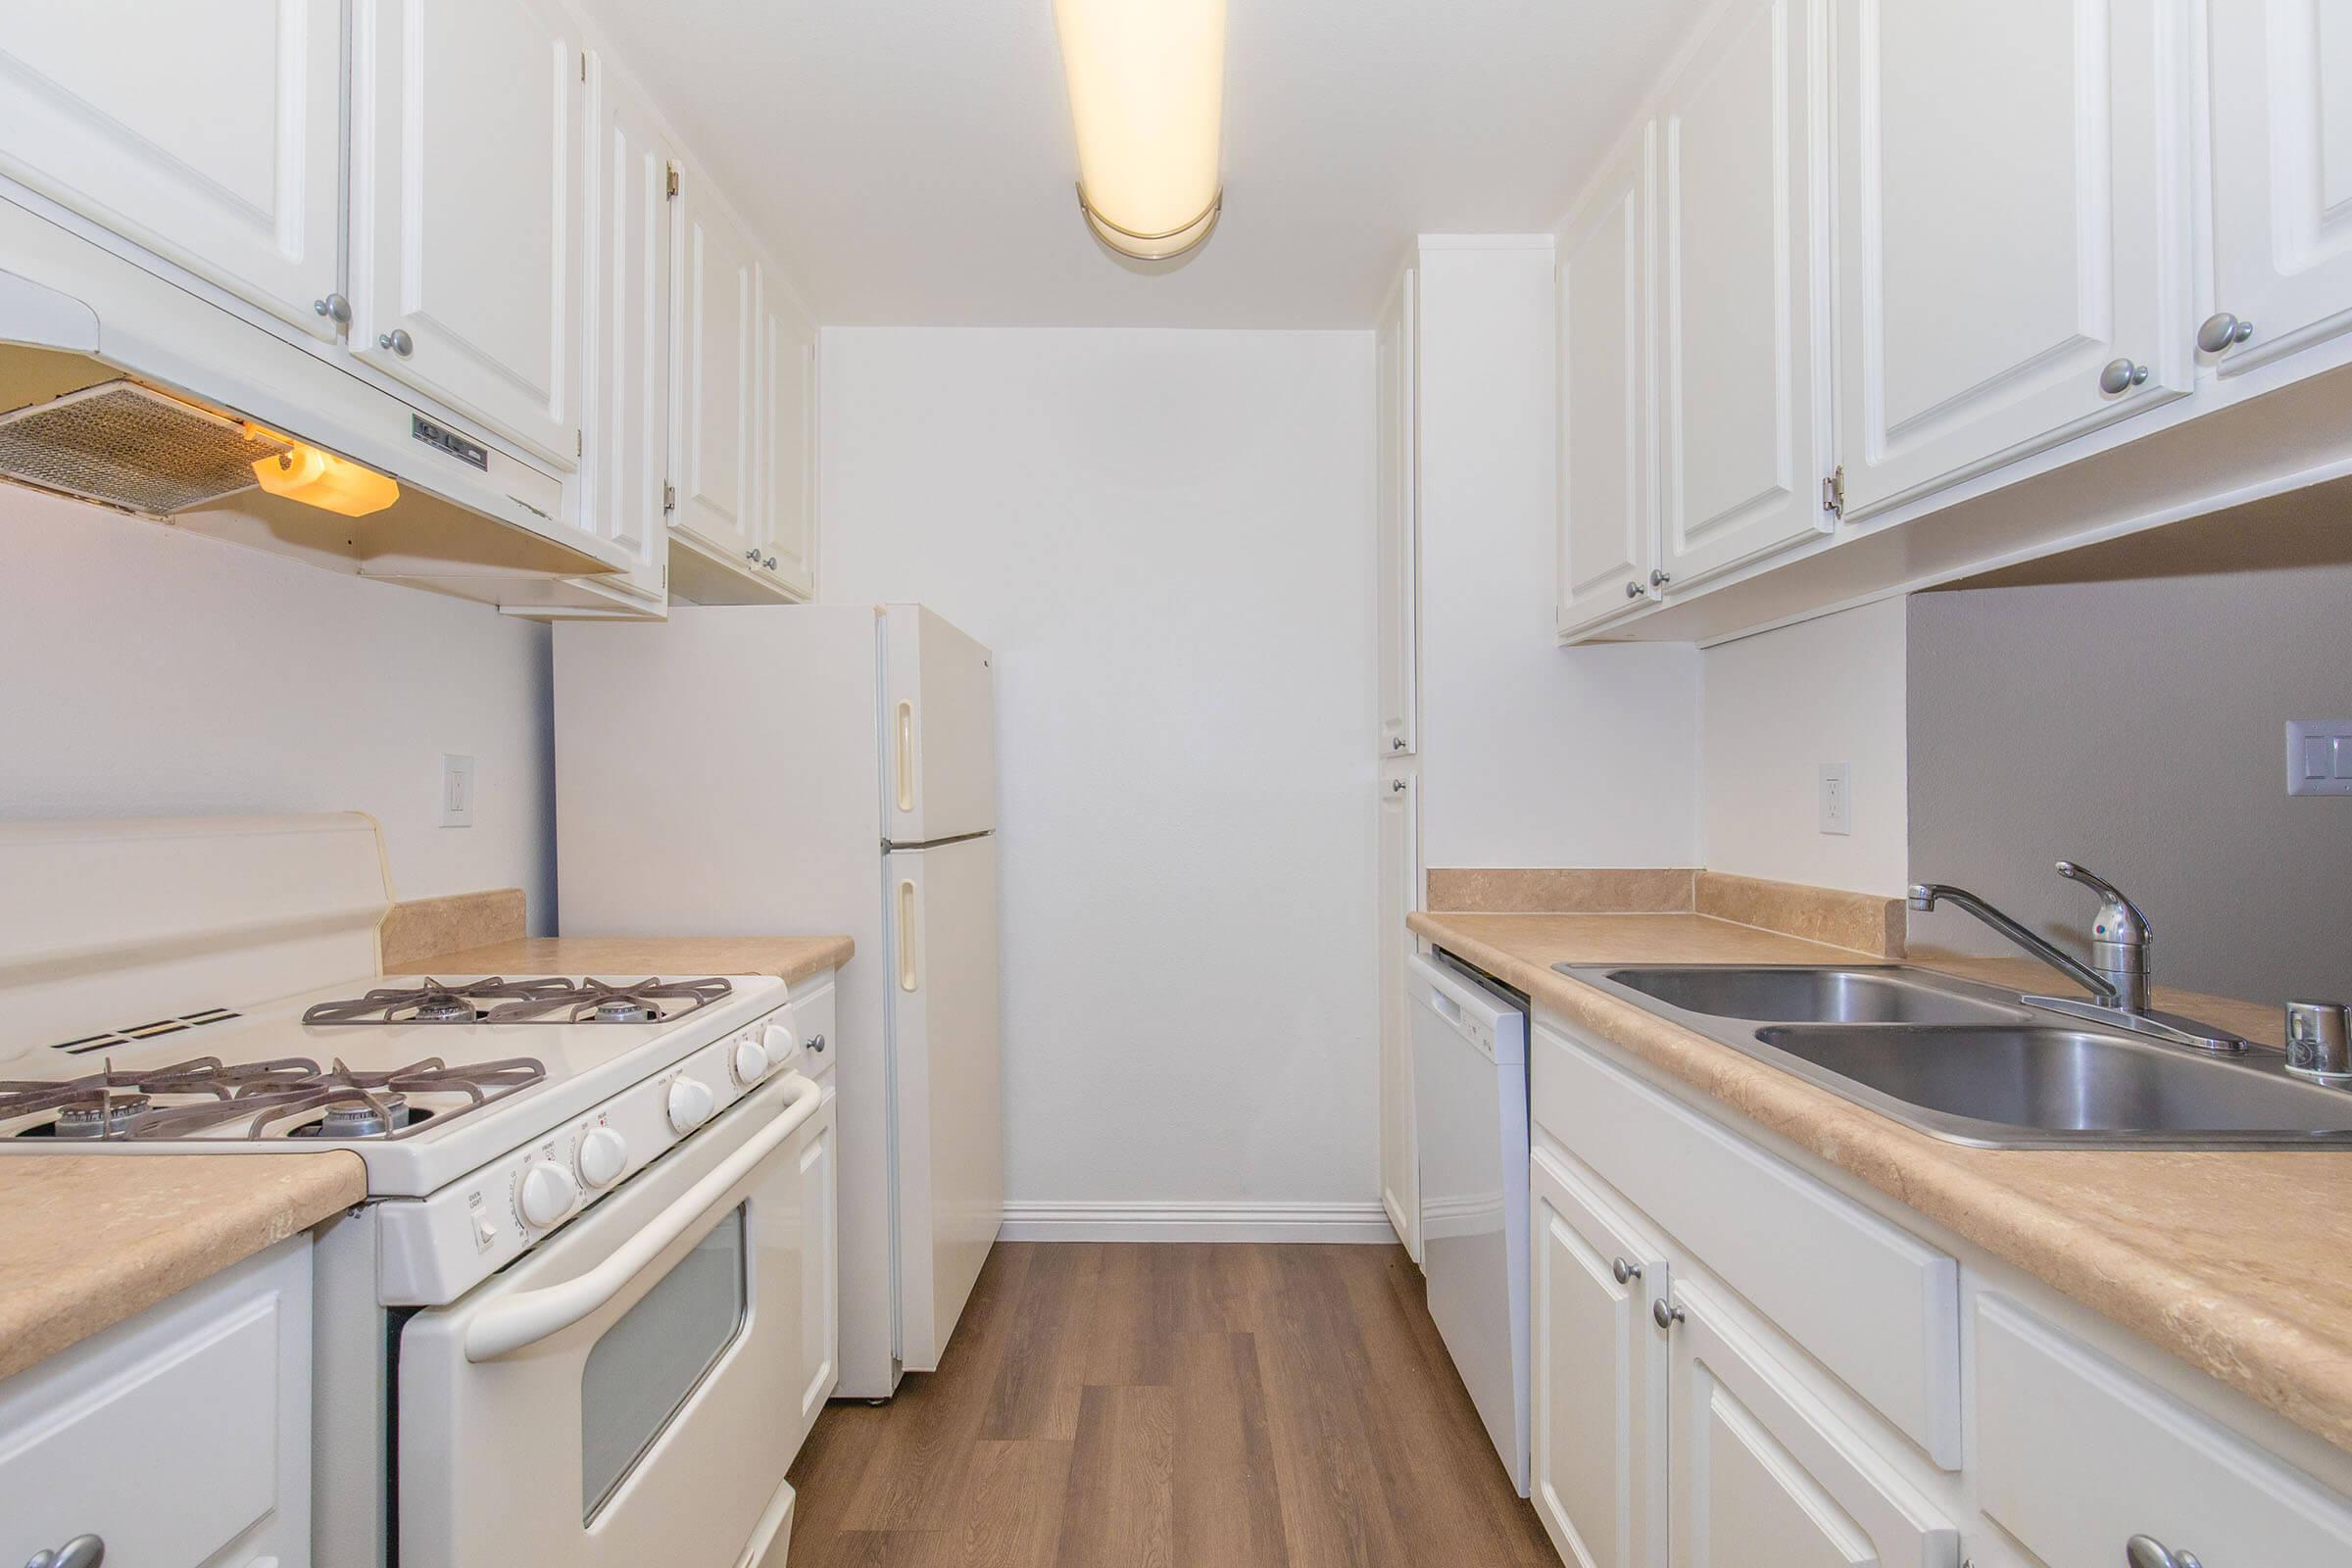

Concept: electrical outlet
[[1818, 761, 1851, 835], [440, 754, 475, 828], [2286, 720, 2352, 797]]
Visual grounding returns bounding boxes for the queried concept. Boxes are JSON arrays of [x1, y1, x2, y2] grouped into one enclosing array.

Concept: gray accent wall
[[1907, 563, 2352, 1005]]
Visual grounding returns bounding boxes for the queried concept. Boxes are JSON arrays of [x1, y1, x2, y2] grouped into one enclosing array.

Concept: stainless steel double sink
[[1553, 963, 2352, 1150]]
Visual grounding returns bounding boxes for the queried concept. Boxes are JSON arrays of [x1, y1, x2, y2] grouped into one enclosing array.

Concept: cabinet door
[[1558, 125, 1659, 635], [671, 173, 760, 566], [758, 267, 819, 598], [2209, 1, 2352, 374], [1665, 1281, 1958, 1568], [1377, 767, 1420, 1261], [792, 1097, 840, 1447], [1832, 0, 2189, 519], [582, 56, 673, 600], [355, 0, 583, 468], [1375, 268, 1419, 756], [0, 1, 343, 339], [1530, 1147, 1668, 1568], [1656, 0, 1831, 590]]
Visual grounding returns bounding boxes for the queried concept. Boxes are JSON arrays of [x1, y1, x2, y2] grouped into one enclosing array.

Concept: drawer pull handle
[[24, 1536, 105, 1568], [1652, 1298, 1684, 1330], [2126, 1537, 2203, 1568], [1611, 1256, 1642, 1285], [806, 1033, 827, 1054]]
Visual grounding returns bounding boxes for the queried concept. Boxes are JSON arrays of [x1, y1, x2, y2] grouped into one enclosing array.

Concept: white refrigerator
[[553, 604, 1004, 1398]]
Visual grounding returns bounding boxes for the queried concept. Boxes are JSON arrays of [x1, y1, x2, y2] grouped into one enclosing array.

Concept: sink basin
[[1756, 1024, 2352, 1145], [1553, 961, 2352, 1149], [1595, 965, 2025, 1025]]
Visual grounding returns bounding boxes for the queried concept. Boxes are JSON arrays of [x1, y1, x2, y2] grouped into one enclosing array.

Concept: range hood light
[[1054, 0, 1227, 261], [249, 432, 400, 517]]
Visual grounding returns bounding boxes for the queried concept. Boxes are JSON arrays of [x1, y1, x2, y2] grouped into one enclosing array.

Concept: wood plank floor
[[785, 1242, 1558, 1568]]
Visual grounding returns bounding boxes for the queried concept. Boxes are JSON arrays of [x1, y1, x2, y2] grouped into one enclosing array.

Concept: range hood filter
[[0, 380, 289, 518]]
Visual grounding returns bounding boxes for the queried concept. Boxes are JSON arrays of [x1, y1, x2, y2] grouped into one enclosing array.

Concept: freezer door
[[885, 834, 1004, 1370], [883, 605, 996, 844]]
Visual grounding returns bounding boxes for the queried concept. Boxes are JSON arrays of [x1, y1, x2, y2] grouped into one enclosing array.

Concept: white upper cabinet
[[757, 266, 819, 598], [1831, 0, 2190, 520], [1655, 0, 1831, 590], [0, 0, 344, 339], [671, 173, 761, 568], [353, 0, 584, 469], [1375, 268, 1420, 757], [2208, 1, 2352, 375], [1557, 126, 1659, 635], [581, 54, 674, 602]]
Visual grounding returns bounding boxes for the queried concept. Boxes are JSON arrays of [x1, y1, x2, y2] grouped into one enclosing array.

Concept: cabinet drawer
[[787, 974, 837, 1087], [0, 1238, 309, 1567], [1532, 1017, 1961, 1467], [1975, 1294, 2352, 1568]]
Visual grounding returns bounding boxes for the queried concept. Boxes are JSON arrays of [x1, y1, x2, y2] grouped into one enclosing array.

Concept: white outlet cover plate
[[1818, 761, 1852, 835], [440, 753, 476, 827], [2286, 720, 2352, 797]]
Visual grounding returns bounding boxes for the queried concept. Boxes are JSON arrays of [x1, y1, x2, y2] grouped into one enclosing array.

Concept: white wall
[[0, 488, 557, 924], [820, 327, 1381, 1231], [1700, 597, 1908, 894], [1414, 240, 1703, 868]]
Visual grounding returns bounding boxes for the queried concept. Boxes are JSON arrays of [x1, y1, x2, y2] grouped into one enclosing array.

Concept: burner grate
[[301, 975, 732, 1026], [0, 1054, 547, 1142]]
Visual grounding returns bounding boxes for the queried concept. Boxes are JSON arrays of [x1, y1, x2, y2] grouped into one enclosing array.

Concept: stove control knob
[[666, 1075, 715, 1134], [760, 1020, 797, 1060], [518, 1160, 578, 1229], [575, 1126, 629, 1189], [730, 1035, 770, 1086]]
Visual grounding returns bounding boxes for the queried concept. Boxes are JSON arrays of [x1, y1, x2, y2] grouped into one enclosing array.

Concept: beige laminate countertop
[[412, 934, 856, 986], [0, 1152, 365, 1383], [1410, 909, 2352, 1456]]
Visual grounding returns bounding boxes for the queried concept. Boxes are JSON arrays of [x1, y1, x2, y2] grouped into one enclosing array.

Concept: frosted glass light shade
[[1054, 0, 1227, 260]]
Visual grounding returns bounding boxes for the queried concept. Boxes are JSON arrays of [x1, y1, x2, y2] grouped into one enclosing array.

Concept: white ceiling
[[571, 0, 1717, 328]]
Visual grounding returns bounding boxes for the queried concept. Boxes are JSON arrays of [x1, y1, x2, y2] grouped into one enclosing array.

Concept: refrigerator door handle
[[895, 701, 915, 812], [897, 878, 919, 991]]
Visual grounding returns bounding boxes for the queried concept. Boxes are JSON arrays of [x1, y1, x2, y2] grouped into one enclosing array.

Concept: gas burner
[[316, 1094, 410, 1139], [302, 977, 579, 1026], [0, 1054, 545, 1142], [54, 1095, 149, 1139], [482, 976, 733, 1025]]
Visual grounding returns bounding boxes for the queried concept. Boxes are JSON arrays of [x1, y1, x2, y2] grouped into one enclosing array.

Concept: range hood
[[0, 200, 631, 599]]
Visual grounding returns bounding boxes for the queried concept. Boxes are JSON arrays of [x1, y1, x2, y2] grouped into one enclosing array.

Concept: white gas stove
[[0, 815, 839, 1568]]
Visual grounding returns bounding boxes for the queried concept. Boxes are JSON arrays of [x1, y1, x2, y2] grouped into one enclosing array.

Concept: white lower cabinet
[[1666, 1279, 1957, 1568], [1528, 1004, 2352, 1568], [0, 1237, 312, 1568], [1531, 1145, 1669, 1568], [1377, 767, 1421, 1258]]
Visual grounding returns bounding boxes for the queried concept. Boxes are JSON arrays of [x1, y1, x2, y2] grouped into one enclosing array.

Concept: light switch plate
[[440, 753, 475, 827], [2286, 720, 2352, 796], [1818, 761, 1852, 835]]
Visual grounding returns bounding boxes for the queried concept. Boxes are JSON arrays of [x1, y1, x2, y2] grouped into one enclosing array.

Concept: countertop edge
[[408, 934, 857, 987], [0, 1152, 367, 1384], [1408, 908, 2352, 1458]]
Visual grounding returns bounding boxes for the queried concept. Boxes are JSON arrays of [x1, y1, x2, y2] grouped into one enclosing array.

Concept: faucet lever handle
[[2054, 860, 2150, 940]]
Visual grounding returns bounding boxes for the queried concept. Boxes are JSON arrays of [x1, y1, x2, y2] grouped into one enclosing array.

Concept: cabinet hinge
[[575, 429, 583, 458], [579, 51, 587, 82], [1821, 465, 1845, 519], [662, 482, 676, 514], [664, 162, 680, 200]]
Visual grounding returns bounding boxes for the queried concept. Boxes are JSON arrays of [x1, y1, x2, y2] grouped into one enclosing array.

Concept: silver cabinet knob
[[805, 1033, 826, 1054], [1611, 1256, 1642, 1285], [2126, 1535, 2203, 1568], [745, 548, 760, 562], [1652, 1298, 1684, 1330], [24, 1536, 105, 1568], [376, 327, 414, 357], [313, 292, 351, 326], [1648, 568, 1672, 588], [2098, 357, 2150, 395], [1390, 736, 1407, 752], [1389, 778, 1408, 793], [2196, 312, 2255, 355], [764, 555, 778, 570], [1626, 580, 1644, 599]]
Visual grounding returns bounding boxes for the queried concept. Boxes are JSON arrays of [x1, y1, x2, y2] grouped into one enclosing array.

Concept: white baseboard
[[999, 1200, 1398, 1244]]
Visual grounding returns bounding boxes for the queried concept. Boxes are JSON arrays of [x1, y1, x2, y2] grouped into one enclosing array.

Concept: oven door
[[397, 1071, 830, 1568]]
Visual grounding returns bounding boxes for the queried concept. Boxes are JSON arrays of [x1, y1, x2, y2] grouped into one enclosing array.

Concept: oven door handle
[[463, 1072, 823, 1363]]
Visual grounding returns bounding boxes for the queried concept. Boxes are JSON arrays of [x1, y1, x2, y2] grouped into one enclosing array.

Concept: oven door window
[[579, 1204, 749, 1519]]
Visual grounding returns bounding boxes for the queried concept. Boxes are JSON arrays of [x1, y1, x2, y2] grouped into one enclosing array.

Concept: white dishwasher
[[1407, 949, 1531, 1495]]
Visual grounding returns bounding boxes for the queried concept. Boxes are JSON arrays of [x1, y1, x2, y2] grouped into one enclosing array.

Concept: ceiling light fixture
[[1053, 0, 1227, 261]]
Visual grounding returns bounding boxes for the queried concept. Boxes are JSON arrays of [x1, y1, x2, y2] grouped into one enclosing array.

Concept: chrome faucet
[[1908, 861, 2246, 1054]]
